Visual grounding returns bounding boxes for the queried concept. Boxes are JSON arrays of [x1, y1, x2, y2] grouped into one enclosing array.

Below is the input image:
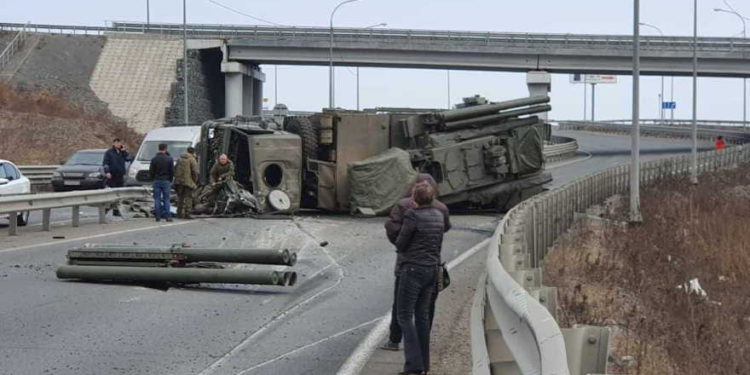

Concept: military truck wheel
[[284, 116, 318, 162]]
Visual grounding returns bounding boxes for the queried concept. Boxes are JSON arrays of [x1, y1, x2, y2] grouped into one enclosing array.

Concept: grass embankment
[[0, 82, 142, 164], [544, 165, 750, 375]]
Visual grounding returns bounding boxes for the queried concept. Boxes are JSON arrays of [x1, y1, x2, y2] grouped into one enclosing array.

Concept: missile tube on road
[[75, 244, 297, 266], [57, 265, 297, 286]]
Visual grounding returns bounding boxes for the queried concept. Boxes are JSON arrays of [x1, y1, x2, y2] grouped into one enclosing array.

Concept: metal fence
[[18, 165, 59, 186], [2, 21, 750, 53], [0, 187, 150, 235], [472, 143, 750, 374], [557, 121, 750, 144], [0, 23, 28, 72]]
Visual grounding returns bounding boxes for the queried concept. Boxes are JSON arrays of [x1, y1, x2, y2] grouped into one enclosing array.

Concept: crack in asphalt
[[196, 217, 345, 375]]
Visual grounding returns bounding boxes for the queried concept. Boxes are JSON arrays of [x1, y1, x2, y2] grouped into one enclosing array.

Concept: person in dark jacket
[[382, 174, 450, 352], [102, 138, 132, 216], [395, 182, 444, 375], [149, 143, 174, 222]]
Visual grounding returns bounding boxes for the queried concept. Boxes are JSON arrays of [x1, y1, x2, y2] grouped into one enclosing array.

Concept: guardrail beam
[[561, 326, 610, 375], [42, 209, 50, 231]]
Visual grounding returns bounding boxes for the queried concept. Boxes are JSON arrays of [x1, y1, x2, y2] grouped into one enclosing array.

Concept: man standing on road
[[149, 143, 174, 222], [174, 146, 199, 219], [102, 138, 131, 216], [382, 173, 451, 351]]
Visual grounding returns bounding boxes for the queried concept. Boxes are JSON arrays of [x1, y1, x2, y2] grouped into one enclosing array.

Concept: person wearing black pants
[[102, 138, 131, 216], [394, 182, 444, 375], [383, 174, 450, 351]]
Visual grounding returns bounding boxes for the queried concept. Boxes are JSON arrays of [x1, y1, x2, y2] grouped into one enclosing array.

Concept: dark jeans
[[396, 264, 437, 373], [153, 180, 171, 219], [389, 275, 439, 344]]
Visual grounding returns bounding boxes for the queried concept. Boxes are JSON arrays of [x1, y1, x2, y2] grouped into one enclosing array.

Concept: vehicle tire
[[16, 211, 29, 227], [284, 116, 319, 162], [283, 116, 320, 208]]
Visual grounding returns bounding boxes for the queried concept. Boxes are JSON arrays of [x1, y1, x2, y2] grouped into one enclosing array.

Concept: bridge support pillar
[[527, 71, 551, 122], [222, 62, 266, 117]]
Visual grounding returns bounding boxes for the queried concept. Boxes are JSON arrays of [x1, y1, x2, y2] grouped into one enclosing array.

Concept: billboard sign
[[570, 74, 618, 84]]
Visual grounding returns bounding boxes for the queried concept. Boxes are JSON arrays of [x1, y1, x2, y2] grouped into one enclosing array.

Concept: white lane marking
[[236, 317, 382, 374], [0, 221, 193, 254], [198, 218, 345, 375], [335, 237, 492, 375]]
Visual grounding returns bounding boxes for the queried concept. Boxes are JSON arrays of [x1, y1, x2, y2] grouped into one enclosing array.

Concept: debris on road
[[56, 243, 298, 287]]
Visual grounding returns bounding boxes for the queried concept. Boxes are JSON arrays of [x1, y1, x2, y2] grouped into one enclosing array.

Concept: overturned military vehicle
[[197, 95, 552, 214]]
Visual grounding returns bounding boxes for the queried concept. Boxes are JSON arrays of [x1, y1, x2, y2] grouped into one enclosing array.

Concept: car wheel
[[17, 211, 29, 226]]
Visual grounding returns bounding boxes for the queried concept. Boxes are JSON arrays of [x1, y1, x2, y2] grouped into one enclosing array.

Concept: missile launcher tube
[[442, 104, 552, 131], [440, 96, 550, 122], [57, 265, 297, 286]]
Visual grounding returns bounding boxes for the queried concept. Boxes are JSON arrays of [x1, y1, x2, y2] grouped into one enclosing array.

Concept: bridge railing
[[472, 138, 750, 374], [3, 21, 750, 53]]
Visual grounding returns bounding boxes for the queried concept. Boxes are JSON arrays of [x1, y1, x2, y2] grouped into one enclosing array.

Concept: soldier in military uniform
[[210, 154, 235, 183], [174, 147, 199, 219]]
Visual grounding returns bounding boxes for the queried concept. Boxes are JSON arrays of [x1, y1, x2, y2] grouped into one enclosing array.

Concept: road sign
[[662, 101, 676, 109], [570, 74, 618, 84]]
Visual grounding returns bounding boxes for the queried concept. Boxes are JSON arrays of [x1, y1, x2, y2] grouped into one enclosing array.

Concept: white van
[[126, 126, 202, 186]]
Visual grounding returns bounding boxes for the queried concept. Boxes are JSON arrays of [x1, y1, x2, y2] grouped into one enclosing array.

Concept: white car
[[0, 159, 31, 226]]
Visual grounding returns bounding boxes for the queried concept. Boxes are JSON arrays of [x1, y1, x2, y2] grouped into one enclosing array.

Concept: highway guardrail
[[19, 165, 59, 187], [544, 136, 579, 163], [557, 121, 750, 144], [0, 187, 150, 236], [2, 21, 750, 53], [472, 140, 750, 374]]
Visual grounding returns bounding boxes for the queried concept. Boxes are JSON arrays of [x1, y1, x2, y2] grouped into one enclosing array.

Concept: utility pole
[[630, 0, 642, 223], [447, 70, 451, 109], [583, 82, 587, 120], [591, 83, 596, 121], [146, 0, 150, 28], [183, 0, 189, 125], [691, 0, 698, 184], [274, 65, 278, 106], [329, 0, 359, 109]]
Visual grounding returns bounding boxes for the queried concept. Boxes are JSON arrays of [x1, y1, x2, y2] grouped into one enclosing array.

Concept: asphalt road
[[0, 130, 711, 375]]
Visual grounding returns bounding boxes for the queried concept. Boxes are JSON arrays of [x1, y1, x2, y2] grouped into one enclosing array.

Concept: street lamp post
[[691, 0, 698, 184], [630, 0, 642, 223], [715, 7, 747, 129], [329, 0, 359, 109], [183, 0, 189, 125], [356, 22, 386, 111], [639, 22, 666, 122]]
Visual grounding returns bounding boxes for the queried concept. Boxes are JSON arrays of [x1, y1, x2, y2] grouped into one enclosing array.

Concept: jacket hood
[[180, 153, 195, 160]]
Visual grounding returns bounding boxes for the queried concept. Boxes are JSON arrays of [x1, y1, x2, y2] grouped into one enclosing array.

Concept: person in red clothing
[[715, 136, 726, 151]]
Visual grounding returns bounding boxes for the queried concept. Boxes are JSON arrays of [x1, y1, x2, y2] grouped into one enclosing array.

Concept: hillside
[[0, 82, 142, 164]]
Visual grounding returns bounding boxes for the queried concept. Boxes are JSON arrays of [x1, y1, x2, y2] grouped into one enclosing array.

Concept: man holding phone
[[102, 138, 132, 216]]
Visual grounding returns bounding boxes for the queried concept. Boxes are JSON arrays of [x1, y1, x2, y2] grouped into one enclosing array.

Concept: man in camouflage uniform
[[210, 154, 235, 183], [174, 147, 199, 219]]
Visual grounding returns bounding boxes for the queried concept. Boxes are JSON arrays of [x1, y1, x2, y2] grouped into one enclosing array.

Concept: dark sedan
[[51, 149, 108, 191]]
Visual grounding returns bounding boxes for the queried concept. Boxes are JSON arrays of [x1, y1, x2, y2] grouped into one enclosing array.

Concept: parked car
[[0, 159, 31, 226], [126, 126, 202, 185], [51, 149, 108, 191]]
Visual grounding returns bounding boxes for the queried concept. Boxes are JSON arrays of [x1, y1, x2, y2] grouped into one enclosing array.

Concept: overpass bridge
[[4, 21, 750, 118]]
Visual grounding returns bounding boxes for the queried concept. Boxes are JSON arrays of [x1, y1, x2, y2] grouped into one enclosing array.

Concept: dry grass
[[544, 165, 750, 375], [0, 82, 142, 164]]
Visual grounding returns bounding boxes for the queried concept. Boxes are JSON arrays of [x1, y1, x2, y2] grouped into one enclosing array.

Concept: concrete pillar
[[222, 61, 266, 117], [252, 77, 263, 116], [527, 70, 552, 122]]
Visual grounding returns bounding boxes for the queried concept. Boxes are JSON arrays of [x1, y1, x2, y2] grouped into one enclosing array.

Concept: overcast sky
[[2, 0, 749, 120]]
